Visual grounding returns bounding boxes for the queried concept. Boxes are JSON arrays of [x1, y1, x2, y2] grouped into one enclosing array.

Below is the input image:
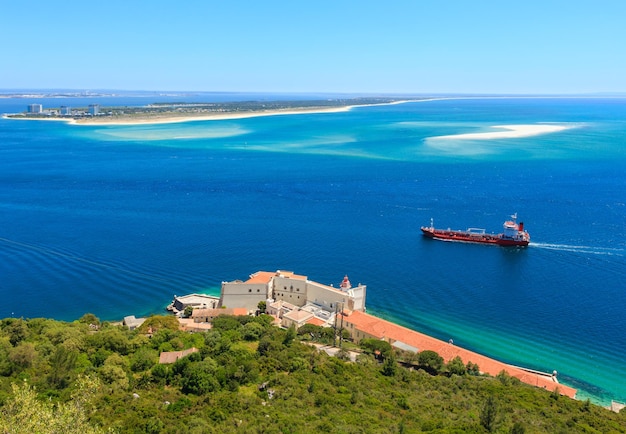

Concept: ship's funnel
[[519, 222, 524, 232]]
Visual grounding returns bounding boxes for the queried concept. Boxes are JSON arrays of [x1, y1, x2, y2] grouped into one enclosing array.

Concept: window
[[248, 289, 252, 293], [257, 289, 260, 293]]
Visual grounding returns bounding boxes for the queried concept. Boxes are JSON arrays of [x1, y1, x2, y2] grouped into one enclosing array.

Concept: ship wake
[[531, 242, 624, 256]]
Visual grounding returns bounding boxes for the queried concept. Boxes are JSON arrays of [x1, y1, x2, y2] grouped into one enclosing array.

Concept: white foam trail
[[530, 242, 624, 256]]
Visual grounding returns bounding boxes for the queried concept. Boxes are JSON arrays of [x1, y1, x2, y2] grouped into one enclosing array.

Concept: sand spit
[[3, 100, 417, 127], [431, 124, 572, 141]]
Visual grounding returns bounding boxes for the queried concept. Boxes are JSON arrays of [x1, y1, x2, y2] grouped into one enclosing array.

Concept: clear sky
[[2, 1, 625, 94]]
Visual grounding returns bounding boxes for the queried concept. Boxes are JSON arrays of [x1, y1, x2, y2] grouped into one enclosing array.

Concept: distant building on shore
[[60, 106, 71, 116], [167, 293, 220, 314], [88, 104, 100, 115], [27, 104, 43, 113], [219, 270, 366, 313], [123, 315, 146, 331]]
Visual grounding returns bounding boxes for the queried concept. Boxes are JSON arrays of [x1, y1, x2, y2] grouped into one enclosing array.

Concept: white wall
[[220, 282, 268, 311]]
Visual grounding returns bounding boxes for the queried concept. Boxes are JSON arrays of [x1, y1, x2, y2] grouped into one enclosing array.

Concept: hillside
[[1, 314, 624, 433]]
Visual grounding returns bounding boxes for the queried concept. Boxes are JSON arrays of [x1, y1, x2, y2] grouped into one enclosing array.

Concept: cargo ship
[[421, 214, 530, 247]]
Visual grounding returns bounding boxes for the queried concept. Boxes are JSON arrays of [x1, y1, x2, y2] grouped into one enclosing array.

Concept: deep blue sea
[[1, 96, 624, 405]]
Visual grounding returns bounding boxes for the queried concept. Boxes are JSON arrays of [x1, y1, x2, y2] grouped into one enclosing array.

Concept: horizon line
[[1, 88, 626, 97]]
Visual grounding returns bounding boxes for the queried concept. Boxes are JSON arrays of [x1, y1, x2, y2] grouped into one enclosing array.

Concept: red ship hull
[[420, 215, 530, 247]]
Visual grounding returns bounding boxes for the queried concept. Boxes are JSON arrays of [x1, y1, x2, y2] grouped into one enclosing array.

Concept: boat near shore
[[421, 214, 530, 247]]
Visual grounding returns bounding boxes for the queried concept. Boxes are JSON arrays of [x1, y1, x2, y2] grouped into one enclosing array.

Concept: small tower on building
[[340, 275, 351, 290]]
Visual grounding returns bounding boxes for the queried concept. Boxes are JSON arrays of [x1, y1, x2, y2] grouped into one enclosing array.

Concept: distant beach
[[70, 106, 355, 126], [3, 99, 415, 126]]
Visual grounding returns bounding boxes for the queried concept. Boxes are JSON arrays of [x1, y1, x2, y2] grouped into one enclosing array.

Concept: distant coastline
[[5, 94, 624, 127], [3, 98, 416, 126]]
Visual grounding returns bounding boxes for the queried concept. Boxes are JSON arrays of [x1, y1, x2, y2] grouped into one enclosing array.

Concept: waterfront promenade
[[343, 310, 577, 399]]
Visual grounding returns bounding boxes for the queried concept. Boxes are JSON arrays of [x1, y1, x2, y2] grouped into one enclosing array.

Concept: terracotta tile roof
[[275, 270, 307, 280], [245, 271, 276, 284], [192, 307, 248, 319], [307, 317, 327, 327], [344, 311, 576, 399], [158, 347, 199, 364]]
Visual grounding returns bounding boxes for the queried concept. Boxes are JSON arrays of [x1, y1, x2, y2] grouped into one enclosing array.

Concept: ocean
[[0, 95, 624, 405]]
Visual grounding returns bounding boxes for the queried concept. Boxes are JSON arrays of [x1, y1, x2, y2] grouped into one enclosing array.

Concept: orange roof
[[232, 307, 249, 316], [192, 307, 249, 318], [344, 311, 576, 399], [307, 317, 327, 327], [245, 271, 276, 284], [275, 270, 307, 280], [244, 270, 308, 284]]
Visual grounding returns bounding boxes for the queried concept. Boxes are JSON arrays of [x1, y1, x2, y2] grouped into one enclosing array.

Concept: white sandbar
[[431, 124, 571, 140]]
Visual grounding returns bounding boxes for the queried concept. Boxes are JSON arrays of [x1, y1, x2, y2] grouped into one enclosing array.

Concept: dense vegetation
[[1, 314, 624, 433]]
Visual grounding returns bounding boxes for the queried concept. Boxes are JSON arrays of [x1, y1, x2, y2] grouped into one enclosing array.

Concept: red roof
[[344, 311, 576, 398]]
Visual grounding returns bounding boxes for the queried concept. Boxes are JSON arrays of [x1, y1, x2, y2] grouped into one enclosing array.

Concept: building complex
[[162, 269, 576, 398]]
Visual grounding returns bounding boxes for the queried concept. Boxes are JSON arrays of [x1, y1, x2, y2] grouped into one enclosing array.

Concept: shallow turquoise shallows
[[1, 96, 624, 405]]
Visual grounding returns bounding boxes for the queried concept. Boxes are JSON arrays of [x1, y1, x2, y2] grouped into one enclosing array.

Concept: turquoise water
[[0, 97, 624, 405]]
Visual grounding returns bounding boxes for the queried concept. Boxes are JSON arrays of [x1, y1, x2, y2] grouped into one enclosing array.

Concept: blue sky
[[2, 1, 625, 94]]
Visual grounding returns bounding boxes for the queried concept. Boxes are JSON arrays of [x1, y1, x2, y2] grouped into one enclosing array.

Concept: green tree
[[130, 347, 158, 372], [360, 338, 393, 359], [257, 300, 267, 314], [138, 315, 180, 333], [3, 318, 28, 346], [466, 361, 480, 375], [8, 342, 37, 370], [99, 364, 128, 390], [446, 355, 466, 376], [242, 321, 264, 341], [78, 313, 100, 326], [381, 353, 398, 377], [212, 315, 244, 332], [298, 323, 323, 341], [417, 350, 444, 375], [181, 360, 220, 395], [150, 362, 170, 384], [88, 327, 131, 355], [480, 395, 500, 432], [0, 377, 104, 434], [283, 325, 297, 346], [48, 346, 78, 389]]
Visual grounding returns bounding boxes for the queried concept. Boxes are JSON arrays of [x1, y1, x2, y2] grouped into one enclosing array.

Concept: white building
[[219, 270, 366, 314], [168, 293, 220, 314], [88, 104, 100, 115], [27, 104, 43, 113]]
